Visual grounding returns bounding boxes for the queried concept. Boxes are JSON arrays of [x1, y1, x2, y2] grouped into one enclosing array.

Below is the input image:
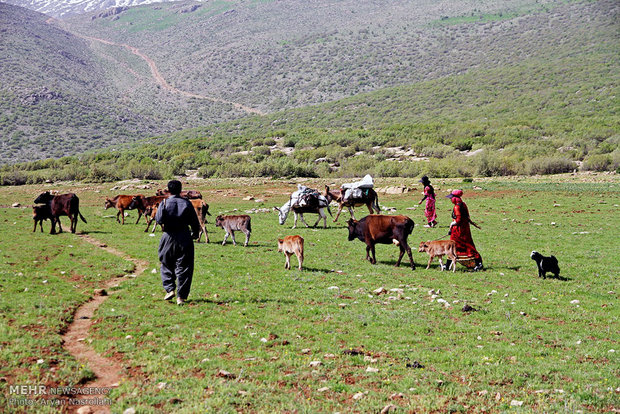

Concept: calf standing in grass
[[278, 235, 304, 271], [215, 215, 251, 246], [32, 205, 53, 232], [418, 240, 457, 271]]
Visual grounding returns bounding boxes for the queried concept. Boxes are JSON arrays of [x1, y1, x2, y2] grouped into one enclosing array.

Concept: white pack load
[[341, 174, 374, 201]]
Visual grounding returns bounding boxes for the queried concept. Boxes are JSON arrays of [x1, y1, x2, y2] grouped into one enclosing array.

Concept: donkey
[[274, 192, 332, 229], [324, 185, 381, 222]]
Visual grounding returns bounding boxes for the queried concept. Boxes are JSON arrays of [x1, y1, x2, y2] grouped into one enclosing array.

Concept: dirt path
[[61, 232, 148, 414], [46, 17, 264, 115]]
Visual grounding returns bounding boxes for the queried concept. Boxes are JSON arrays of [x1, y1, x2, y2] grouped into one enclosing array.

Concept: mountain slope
[[2, 0, 182, 18]]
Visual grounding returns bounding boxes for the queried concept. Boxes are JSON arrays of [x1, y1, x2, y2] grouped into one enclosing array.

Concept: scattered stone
[[243, 196, 255, 201], [123, 409, 136, 414], [318, 387, 329, 392], [151, 268, 157, 274], [478, 390, 488, 396], [157, 382, 167, 390], [363, 355, 377, 363], [373, 287, 387, 295], [76, 407, 93, 414], [352, 392, 365, 400], [381, 404, 398, 413], [390, 392, 405, 399], [11, 202, 20, 208], [146, 332, 153, 336], [570, 300, 580, 304], [125, 335, 133, 340], [309, 361, 322, 367], [462, 304, 477, 312], [216, 369, 236, 379], [37, 359, 44, 364], [301, 348, 312, 355], [94, 289, 107, 296], [365, 367, 379, 373], [511, 400, 524, 407]]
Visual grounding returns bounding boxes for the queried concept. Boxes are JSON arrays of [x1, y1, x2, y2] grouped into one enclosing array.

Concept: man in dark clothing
[[155, 180, 201, 305]]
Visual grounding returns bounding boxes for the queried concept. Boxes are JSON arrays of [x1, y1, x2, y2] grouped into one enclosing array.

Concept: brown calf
[[277, 235, 304, 271], [190, 199, 211, 243], [418, 240, 457, 271], [215, 215, 251, 246], [104, 194, 144, 224], [32, 205, 53, 232]]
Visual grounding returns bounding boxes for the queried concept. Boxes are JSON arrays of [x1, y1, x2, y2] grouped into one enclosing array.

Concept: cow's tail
[[247, 218, 252, 233], [373, 191, 381, 214], [405, 217, 415, 237], [79, 211, 87, 223]]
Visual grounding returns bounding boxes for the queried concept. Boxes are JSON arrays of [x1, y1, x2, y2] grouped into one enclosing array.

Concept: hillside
[[66, 0, 600, 113], [0, 0, 618, 171], [2, 0, 617, 184], [1, 0, 181, 17]]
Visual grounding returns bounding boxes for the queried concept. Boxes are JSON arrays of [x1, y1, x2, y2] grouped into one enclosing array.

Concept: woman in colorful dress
[[445, 189, 483, 271], [417, 176, 437, 227]]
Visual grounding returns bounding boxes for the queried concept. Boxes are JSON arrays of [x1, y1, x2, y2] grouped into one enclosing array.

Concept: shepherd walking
[[417, 176, 437, 227], [156, 180, 201, 305]]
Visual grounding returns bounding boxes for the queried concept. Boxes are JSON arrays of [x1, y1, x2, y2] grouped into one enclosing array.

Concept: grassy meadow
[[0, 175, 618, 413]]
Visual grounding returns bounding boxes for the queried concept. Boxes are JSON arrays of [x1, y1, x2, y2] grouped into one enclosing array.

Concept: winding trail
[[46, 17, 264, 115], [61, 231, 148, 414]]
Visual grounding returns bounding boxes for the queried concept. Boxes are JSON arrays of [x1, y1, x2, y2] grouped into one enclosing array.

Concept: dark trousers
[[158, 232, 194, 299]]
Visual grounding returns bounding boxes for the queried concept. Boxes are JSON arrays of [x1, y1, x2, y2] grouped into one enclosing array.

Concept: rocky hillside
[[0, 0, 617, 167], [2, 0, 184, 17]]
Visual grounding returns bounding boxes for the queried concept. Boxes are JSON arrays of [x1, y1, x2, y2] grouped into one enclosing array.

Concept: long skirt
[[425, 198, 437, 223]]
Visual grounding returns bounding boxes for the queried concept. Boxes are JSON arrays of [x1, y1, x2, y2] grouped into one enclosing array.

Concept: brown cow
[[215, 215, 251, 246], [129, 195, 167, 228], [325, 186, 381, 222], [347, 215, 415, 270], [277, 235, 304, 271], [104, 194, 144, 224], [32, 205, 53, 232], [34, 192, 87, 234], [190, 199, 211, 243], [418, 240, 457, 272], [156, 189, 203, 199], [143, 199, 210, 239]]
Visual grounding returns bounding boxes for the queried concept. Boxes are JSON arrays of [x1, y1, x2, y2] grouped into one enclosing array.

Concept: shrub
[[582, 154, 612, 172], [0, 170, 27, 186], [523, 157, 575, 175]]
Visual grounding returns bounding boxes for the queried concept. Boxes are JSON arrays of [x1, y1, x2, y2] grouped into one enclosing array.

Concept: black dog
[[530, 251, 560, 279]]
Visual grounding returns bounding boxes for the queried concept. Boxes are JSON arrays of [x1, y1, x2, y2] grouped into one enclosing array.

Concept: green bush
[[524, 157, 575, 175], [0, 170, 27, 186], [582, 154, 612, 172]]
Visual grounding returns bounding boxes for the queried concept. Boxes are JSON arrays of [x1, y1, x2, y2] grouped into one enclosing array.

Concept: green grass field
[[0, 175, 618, 413]]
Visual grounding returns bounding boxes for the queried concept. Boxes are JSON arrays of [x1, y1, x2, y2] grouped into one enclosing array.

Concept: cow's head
[[418, 241, 430, 252], [214, 215, 224, 228], [277, 238, 284, 252], [346, 218, 358, 241], [104, 197, 114, 209], [34, 191, 53, 205]]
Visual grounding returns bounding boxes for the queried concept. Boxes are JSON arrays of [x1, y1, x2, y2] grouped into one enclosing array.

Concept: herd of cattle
[[31, 187, 460, 272]]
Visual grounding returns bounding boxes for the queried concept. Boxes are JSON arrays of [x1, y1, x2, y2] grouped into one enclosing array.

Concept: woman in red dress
[[445, 189, 483, 271], [417, 176, 437, 227]]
